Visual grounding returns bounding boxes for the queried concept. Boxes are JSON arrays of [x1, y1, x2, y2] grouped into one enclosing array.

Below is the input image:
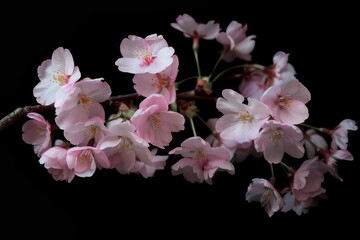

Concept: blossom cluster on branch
[[3, 13, 357, 217]]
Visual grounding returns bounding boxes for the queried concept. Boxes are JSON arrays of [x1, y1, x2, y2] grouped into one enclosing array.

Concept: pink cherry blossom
[[215, 89, 271, 143], [205, 118, 238, 156], [66, 146, 110, 178], [322, 119, 358, 150], [63, 116, 109, 146], [261, 79, 311, 125], [254, 120, 305, 164], [97, 121, 153, 174], [131, 94, 185, 148], [33, 47, 81, 105], [231, 141, 262, 163], [245, 178, 284, 217], [39, 146, 75, 182], [205, 118, 260, 162], [268, 51, 296, 84], [128, 148, 168, 178], [115, 34, 175, 74], [55, 77, 111, 129], [238, 67, 269, 100], [133, 55, 178, 104], [216, 21, 256, 62], [302, 129, 328, 158], [319, 147, 353, 182], [281, 191, 317, 216], [22, 112, 52, 157], [292, 157, 327, 201], [170, 136, 234, 185], [171, 13, 220, 40]]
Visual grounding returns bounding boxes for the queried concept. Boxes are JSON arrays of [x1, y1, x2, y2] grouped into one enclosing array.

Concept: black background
[[1, 2, 359, 239]]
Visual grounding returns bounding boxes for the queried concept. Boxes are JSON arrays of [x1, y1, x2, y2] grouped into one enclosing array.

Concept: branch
[[0, 104, 55, 132], [0, 91, 218, 132], [176, 90, 218, 101]]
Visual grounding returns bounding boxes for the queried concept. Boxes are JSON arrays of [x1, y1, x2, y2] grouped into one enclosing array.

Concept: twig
[[0, 104, 55, 132], [0, 91, 218, 132]]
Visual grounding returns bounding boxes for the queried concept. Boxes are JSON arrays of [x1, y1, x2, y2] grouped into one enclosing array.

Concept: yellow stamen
[[79, 150, 92, 164], [84, 125, 98, 139], [270, 128, 285, 142], [51, 69, 69, 85], [156, 74, 171, 90], [118, 137, 132, 152], [237, 110, 253, 123], [194, 149, 206, 161], [149, 114, 162, 129], [79, 94, 91, 111], [278, 95, 292, 108]]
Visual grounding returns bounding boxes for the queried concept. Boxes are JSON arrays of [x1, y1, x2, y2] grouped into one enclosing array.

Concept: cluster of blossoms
[[18, 13, 357, 217]]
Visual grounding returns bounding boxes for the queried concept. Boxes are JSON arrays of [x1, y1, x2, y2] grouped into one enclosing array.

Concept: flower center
[[237, 110, 253, 123], [194, 148, 206, 161], [139, 49, 155, 66], [52, 69, 69, 85], [260, 188, 275, 204], [85, 125, 99, 139], [79, 94, 91, 111], [79, 149, 92, 164], [278, 95, 292, 108], [156, 74, 171, 90], [270, 128, 285, 142], [149, 114, 162, 129], [118, 137, 132, 152]]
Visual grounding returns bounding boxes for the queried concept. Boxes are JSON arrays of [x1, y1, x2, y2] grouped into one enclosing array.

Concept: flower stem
[[196, 114, 213, 133], [175, 76, 198, 88], [210, 64, 247, 83], [208, 49, 225, 81], [270, 163, 276, 184], [189, 117, 197, 136], [299, 123, 321, 131], [193, 47, 202, 79], [280, 162, 293, 172], [210, 63, 265, 83]]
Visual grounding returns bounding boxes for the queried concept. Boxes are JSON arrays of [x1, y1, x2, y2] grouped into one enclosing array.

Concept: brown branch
[[0, 104, 55, 132], [107, 92, 140, 104], [176, 90, 218, 101], [0, 91, 218, 133]]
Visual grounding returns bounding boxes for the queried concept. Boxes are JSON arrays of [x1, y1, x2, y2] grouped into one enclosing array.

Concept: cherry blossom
[[170, 136, 234, 184], [254, 120, 305, 164], [63, 116, 109, 146], [39, 145, 75, 182], [302, 129, 328, 158], [54, 77, 111, 129], [128, 148, 168, 178], [131, 94, 185, 148], [260, 78, 311, 125], [319, 147, 353, 182], [22, 112, 52, 157], [133, 55, 178, 104], [215, 89, 271, 143], [5, 13, 357, 217], [66, 146, 110, 178], [245, 178, 284, 217], [268, 51, 296, 84], [216, 21, 256, 62], [322, 119, 358, 150], [281, 192, 317, 216], [97, 121, 153, 174], [171, 13, 220, 40], [291, 157, 327, 201], [238, 67, 269, 100], [33, 47, 81, 105], [115, 34, 174, 74]]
